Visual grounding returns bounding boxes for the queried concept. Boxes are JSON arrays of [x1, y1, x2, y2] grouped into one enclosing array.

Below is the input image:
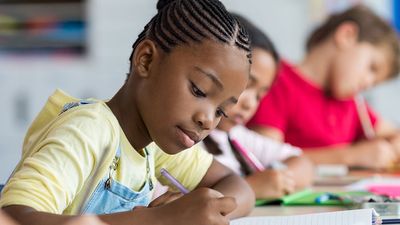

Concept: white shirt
[[200, 125, 302, 175]]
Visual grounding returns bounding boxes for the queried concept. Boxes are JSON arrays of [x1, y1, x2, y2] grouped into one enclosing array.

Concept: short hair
[[306, 5, 400, 78]]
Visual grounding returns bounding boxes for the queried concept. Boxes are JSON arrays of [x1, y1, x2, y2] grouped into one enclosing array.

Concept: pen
[[381, 218, 400, 225], [160, 168, 189, 194], [355, 94, 375, 140], [230, 139, 265, 172]]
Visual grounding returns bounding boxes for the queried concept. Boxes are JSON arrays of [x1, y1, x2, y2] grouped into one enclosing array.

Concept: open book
[[230, 208, 383, 225]]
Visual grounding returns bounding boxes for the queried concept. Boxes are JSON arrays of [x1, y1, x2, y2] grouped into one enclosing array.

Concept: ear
[[333, 21, 359, 50], [132, 40, 159, 78]]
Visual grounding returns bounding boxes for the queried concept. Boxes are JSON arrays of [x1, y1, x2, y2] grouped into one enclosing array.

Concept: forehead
[[368, 43, 393, 82], [163, 39, 250, 89], [250, 48, 276, 86]]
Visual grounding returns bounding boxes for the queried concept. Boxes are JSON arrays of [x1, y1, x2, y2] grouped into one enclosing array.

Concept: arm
[[304, 139, 396, 170], [196, 159, 255, 219], [252, 124, 397, 170], [250, 125, 284, 142]]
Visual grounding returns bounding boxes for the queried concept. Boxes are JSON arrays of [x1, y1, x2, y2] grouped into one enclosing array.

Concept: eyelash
[[190, 81, 206, 98], [190, 81, 228, 118], [216, 108, 228, 118]]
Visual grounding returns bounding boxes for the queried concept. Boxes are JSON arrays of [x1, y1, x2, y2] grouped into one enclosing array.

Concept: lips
[[176, 126, 201, 148]]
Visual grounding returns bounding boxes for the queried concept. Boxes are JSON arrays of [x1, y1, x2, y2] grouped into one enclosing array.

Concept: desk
[[250, 205, 345, 216], [248, 169, 400, 220]]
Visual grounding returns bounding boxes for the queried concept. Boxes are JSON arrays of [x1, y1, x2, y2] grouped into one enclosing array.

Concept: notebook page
[[231, 208, 373, 225]]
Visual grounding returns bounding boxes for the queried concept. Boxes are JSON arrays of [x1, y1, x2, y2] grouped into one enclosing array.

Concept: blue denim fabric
[[80, 147, 153, 214], [62, 101, 154, 214]]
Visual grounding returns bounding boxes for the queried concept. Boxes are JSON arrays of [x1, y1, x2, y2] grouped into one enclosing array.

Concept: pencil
[[160, 168, 189, 194], [355, 94, 375, 140], [230, 139, 265, 172]]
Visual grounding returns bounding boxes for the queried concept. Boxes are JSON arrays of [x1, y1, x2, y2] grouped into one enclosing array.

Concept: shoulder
[[51, 102, 120, 145]]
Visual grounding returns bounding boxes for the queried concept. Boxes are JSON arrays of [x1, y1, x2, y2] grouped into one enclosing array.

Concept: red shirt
[[247, 60, 378, 149]]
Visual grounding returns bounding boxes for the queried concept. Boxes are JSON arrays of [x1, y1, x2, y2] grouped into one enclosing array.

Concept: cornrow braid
[[128, 0, 252, 76]]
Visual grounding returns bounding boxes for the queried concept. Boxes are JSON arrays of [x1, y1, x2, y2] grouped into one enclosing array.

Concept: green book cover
[[255, 188, 313, 206], [256, 189, 370, 206]]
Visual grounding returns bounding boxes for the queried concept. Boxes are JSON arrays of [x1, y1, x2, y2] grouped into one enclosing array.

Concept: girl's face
[[137, 40, 249, 154], [329, 42, 391, 99], [217, 48, 277, 132]]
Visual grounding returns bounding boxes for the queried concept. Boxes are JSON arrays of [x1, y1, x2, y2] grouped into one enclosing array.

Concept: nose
[[193, 107, 215, 130], [239, 90, 257, 113]]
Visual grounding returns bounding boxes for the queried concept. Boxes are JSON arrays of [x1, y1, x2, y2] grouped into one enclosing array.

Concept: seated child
[[248, 5, 400, 170], [202, 14, 313, 199], [0, 1, 256, 225]]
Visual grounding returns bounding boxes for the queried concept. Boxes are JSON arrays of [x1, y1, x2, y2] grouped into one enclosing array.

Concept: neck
[[298, 43, 334, 89], [106, 82, 152, 151]]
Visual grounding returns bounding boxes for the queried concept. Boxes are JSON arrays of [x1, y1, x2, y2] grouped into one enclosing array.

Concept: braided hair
[[128, 0, 252, 75]]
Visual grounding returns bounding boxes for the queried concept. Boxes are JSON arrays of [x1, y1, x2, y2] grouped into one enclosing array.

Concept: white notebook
[[231, 208, 382, 225]]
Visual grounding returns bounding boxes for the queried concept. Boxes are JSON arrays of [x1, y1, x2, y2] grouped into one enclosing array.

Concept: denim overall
[[62, 101, 154, 214]]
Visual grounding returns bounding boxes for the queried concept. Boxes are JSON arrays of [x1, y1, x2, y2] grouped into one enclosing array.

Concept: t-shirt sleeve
[[154, 144, 213, 192], [247, 71, 290, 133], [230, 126, 302, 167], [0, 107, 115, 213]]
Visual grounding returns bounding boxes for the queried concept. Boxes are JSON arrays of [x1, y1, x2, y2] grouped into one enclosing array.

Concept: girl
[[202, 14, 313, 199], [248, 5, 400, 170], [0, 1, 255, 225]]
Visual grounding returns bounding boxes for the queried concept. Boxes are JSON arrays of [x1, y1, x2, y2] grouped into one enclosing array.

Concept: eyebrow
[[194, 66, 223, 90], [229, 97, 238, 104]]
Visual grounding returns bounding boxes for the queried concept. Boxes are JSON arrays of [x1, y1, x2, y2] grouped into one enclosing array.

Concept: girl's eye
[[216, 108, 228, 118], [191, 82, 206, 98]]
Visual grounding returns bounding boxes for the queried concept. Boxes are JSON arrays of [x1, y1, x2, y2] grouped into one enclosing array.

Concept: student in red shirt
[[248, 5, 400, 170]]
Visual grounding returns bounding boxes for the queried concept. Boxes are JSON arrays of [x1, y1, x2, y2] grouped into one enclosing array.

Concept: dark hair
[[128, 0, 252, 75], [306, 5, 400, 78], [231, 13, 279, 64]]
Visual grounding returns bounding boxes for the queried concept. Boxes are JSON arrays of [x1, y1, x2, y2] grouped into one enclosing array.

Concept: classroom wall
[[0, 0, 399, 183]]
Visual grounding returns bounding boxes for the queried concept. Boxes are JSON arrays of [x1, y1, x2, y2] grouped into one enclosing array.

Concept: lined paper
[[231, 208, 373, 225]]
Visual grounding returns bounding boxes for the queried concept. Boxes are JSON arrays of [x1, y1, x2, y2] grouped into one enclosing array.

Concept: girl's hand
[[351, 138, 397, 170], [149, 191, 183, 207], [245, 169, 295, 199], [153, 187, 236, 225]]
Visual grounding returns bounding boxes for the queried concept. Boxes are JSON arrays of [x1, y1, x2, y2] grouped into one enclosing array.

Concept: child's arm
[[252, 124, 397, 169], [303, 139, 397, 169], [250, 125, 284, 142], [195, 159, 255, 219], [3, 187, 240, 225]]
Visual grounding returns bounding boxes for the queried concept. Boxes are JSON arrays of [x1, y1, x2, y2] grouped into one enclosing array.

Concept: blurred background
[[0, 0, 399, 183]]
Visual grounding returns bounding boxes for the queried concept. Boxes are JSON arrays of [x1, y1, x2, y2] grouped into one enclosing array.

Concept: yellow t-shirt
[[0, 89, 213, 215]]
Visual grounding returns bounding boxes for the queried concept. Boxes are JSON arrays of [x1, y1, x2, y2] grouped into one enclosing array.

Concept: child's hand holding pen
[[349, 138, 397, 170], [151, 168, 237, 225], [150, 188, 236, 225], [245, 169, 295, 199]]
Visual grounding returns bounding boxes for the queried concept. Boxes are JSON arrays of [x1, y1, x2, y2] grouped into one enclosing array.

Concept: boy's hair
[[231, 13, 279, 65], [128, 0, 252, 75], [306, 5, 400, 78]]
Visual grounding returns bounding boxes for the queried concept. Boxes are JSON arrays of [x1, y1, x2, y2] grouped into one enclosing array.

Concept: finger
[[149, 191, 182, 207], [215, 196, 237, 216], [198, 188, 224, 199]]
